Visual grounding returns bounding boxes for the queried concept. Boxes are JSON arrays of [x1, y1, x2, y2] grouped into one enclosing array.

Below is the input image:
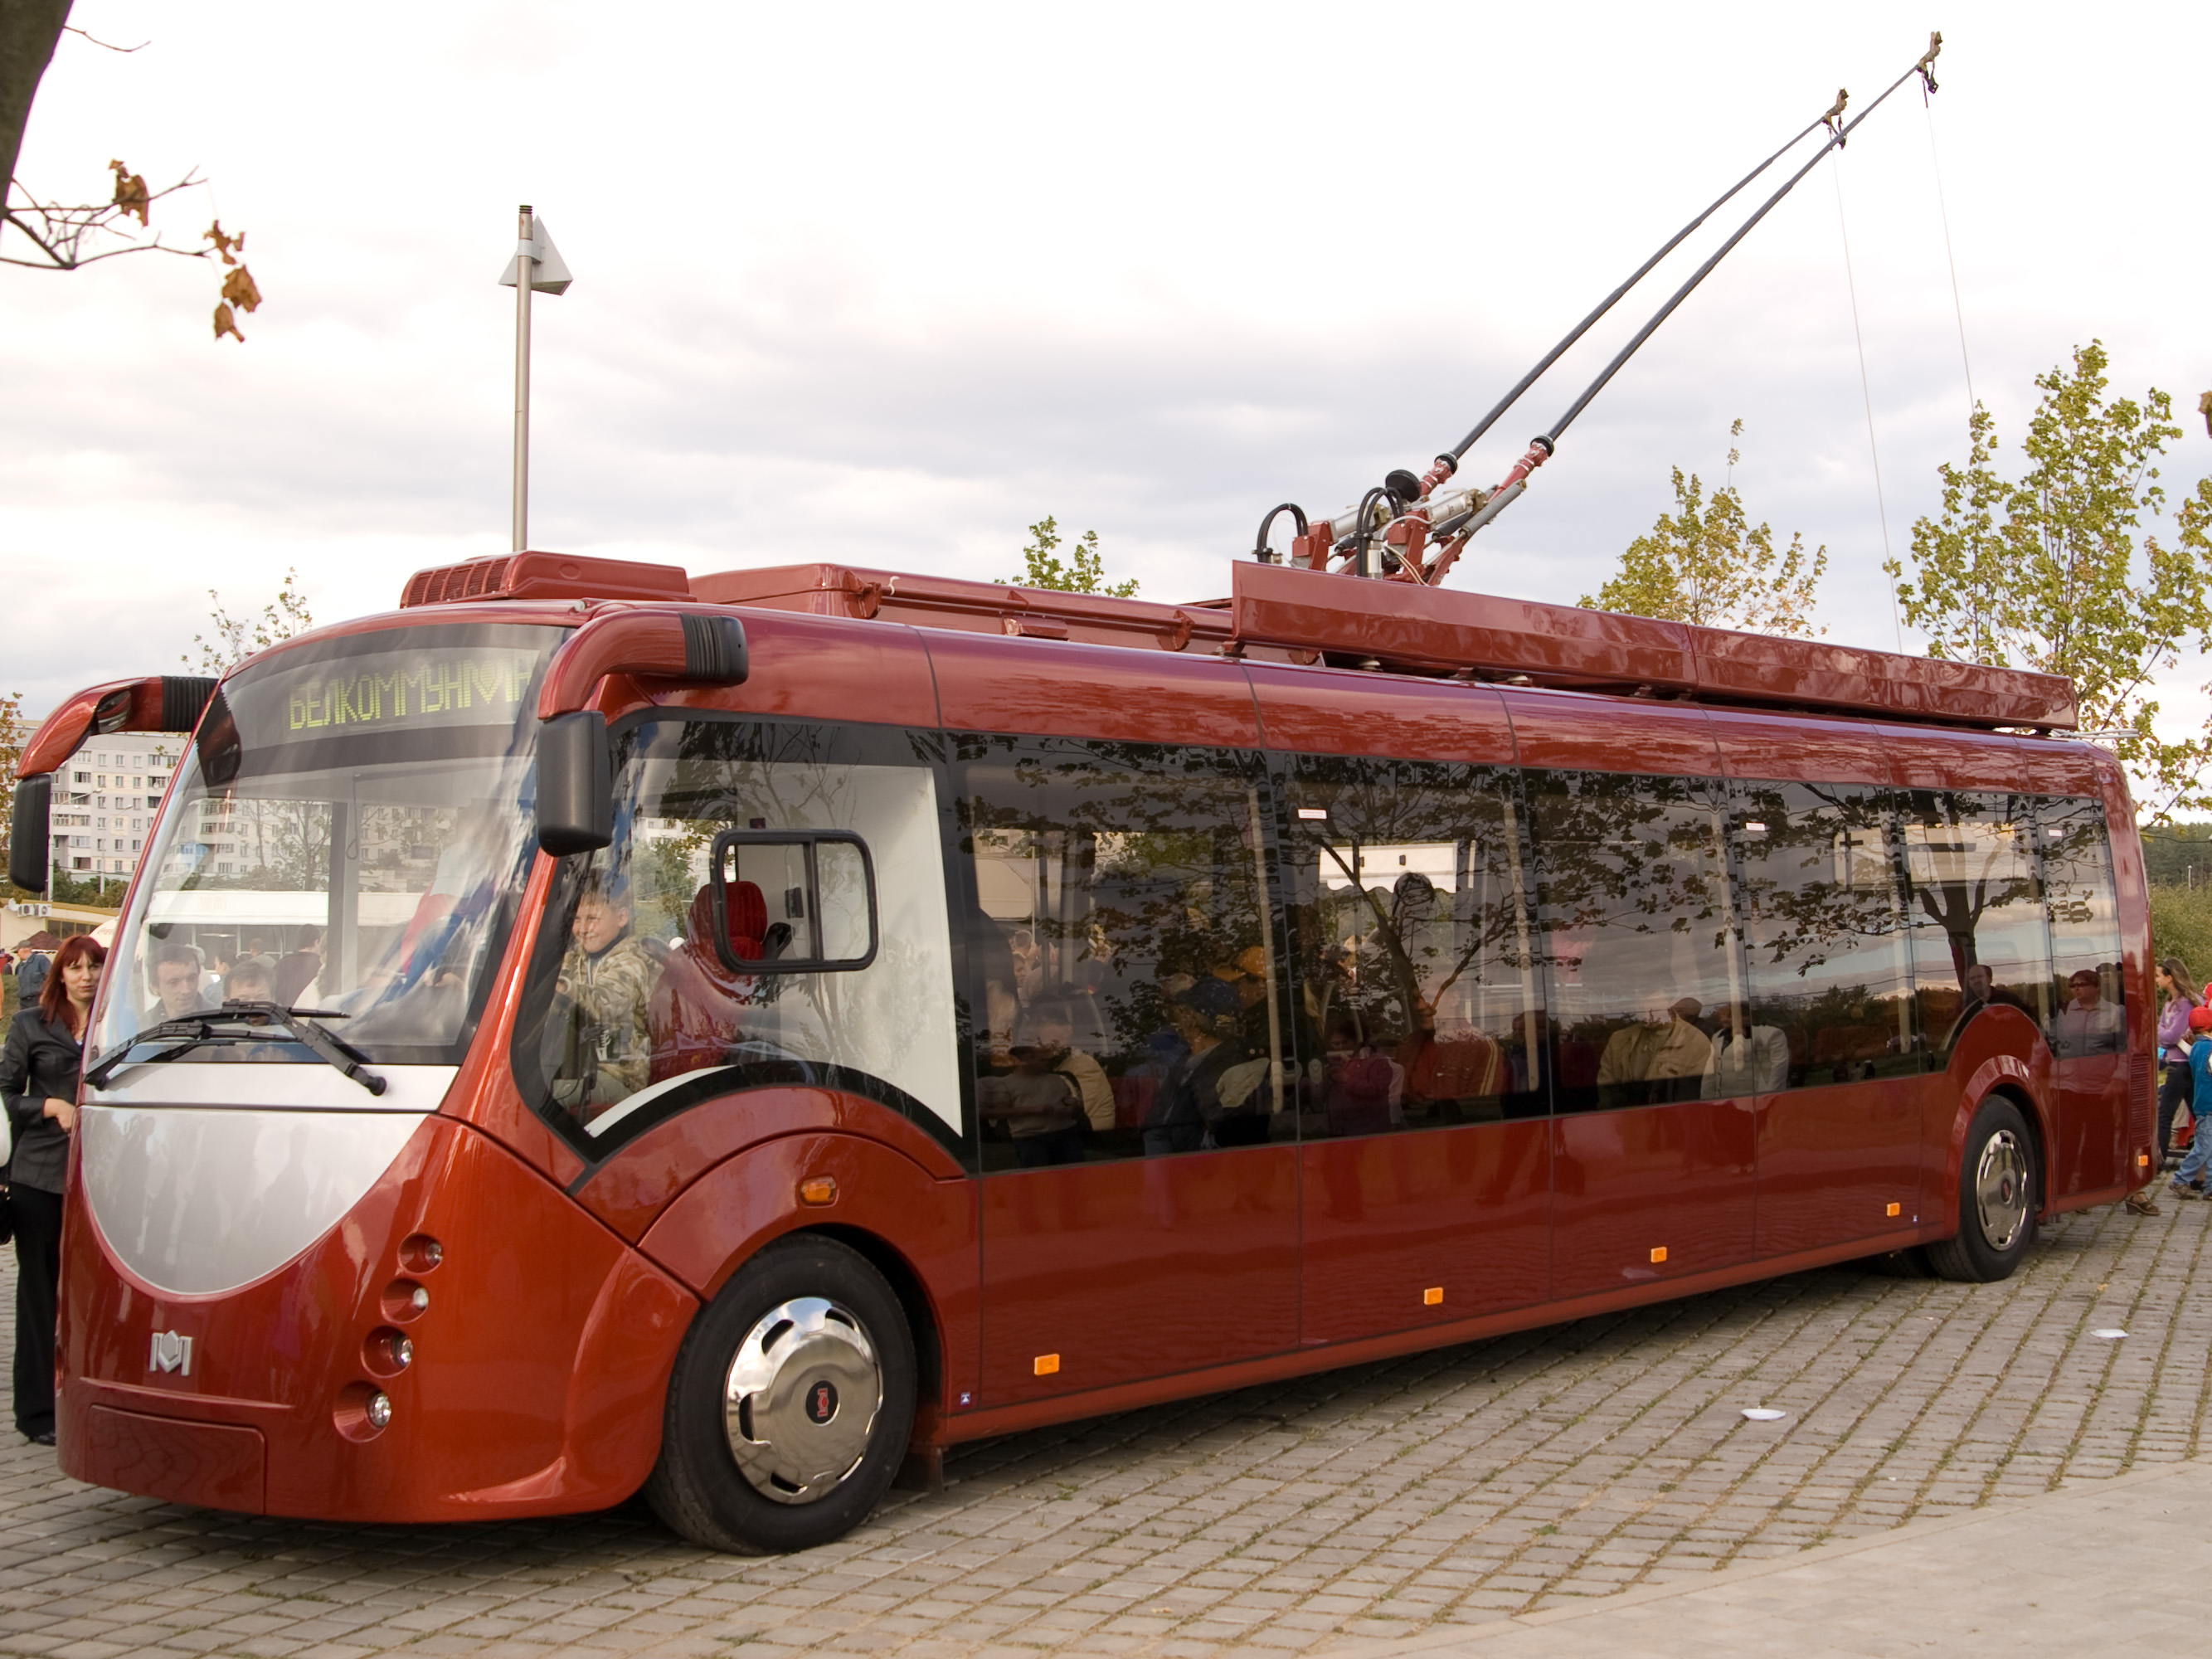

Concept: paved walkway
[[2, 1190, 2210, 1657], [1283, 1455, 2212, 1657]]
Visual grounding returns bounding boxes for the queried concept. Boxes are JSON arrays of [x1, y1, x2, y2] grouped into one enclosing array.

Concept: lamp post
[[498, 206, 573, 552]]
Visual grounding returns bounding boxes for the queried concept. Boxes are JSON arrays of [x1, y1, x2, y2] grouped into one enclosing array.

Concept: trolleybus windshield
[[91, 623, 569, 1076]]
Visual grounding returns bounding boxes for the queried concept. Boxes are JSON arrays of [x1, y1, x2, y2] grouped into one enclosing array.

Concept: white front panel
[[79, 1082, 450, 1297]]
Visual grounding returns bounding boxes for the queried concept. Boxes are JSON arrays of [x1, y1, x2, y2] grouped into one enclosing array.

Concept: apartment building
[[48, 733, 183, 882]]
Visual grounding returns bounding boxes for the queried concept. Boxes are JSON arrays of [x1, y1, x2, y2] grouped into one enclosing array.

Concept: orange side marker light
[[798, 1177, 838, 1206], [1423, 1287, 1444, 1306], [1033, 1354, 1061, 1377], [1650, 1247, 1668, 1265], [2139, 1154, 2152, 1169], [1887, 1202, 1903, 1218]]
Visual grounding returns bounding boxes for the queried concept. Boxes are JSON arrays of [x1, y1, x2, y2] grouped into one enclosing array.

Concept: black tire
[[1925, 1096, 2039, 1283], [645, 1234, 915, 1554]]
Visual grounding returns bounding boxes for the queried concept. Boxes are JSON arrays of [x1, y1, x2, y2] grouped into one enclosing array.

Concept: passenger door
[[1277, 752, 1550, 1344], [2038, 795, 2127, 1197], [1731, 781, 1925, 1254], [1528, 768, 1760, 1296], [956, 733, 1302, 1404]]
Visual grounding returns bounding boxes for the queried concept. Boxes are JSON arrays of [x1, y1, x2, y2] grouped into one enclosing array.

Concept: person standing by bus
[[2169, 1005, 2212, 1202], [14, 949, 49, 1010], [2155, 958, 2199, 1166], [0, 933, 106, 1446]]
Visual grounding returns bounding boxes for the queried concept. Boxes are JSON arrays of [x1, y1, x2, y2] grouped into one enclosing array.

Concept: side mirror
[[9, 774, 51, 893], [536, 712, 611, 855], [708, 829, 878, 973]]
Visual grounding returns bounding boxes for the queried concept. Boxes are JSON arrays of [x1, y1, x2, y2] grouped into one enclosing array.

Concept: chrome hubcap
[[723, 1297, 882, 1505], [1975, 1129, 2030, 1251]]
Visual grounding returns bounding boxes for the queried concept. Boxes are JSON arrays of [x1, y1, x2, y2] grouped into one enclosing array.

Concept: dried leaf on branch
[[108, 158, 148, 224], [2, 22, 268, 343]]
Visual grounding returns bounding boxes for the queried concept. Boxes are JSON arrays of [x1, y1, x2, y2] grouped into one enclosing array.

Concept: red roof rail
[[400, 551, 693, 608], [1224, 562, 2077, 730], [401, 550, 2076, 732]]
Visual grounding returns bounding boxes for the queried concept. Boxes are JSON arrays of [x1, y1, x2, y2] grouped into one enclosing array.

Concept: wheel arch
[[637, 1130, 977, 1422], [802, 1224, 943, 1413], [1982, 1081, 2050, 1213], [1949, 1058, 2054, 1219]]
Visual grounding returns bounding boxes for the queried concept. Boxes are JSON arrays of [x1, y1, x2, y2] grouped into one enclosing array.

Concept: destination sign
[[280, 648, 545, 733], [216, 627, 568, 753]]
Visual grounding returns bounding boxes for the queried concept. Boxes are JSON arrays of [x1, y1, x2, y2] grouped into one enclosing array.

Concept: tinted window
[[954, 737, 1286, 1169], [1899, 791, 2050, 1050], [513, 719, 960, 1158], [1281, 755, 1543, 1133], [1529, 771, 1744, 1112], [2039, 795, 2122, 1057], [1732, 782, 1918, 1089]]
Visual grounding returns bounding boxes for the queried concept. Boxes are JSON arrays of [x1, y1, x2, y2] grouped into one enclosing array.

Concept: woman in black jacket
[[1, 932, 105, 1446]]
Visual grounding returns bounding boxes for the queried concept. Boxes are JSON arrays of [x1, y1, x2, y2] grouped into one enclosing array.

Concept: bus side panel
[[922, 630, 1264, 748], [1300, 1123, 1550, 1344], [62, 1117, 693, 1522], [575, 1088, 966, 1243], [636, 1131, 979, 1418]]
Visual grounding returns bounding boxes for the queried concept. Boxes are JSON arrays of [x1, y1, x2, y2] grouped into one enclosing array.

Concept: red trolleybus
[[16, 553, 2151, 1553]]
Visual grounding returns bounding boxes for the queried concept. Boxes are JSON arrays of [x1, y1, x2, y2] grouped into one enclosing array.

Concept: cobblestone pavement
[[3, 1196, 2210, 1659]]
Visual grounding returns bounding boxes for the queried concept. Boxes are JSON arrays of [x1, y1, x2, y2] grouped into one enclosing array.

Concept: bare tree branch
[[0, 167, 207, 270], [62, 25, 147, 53]]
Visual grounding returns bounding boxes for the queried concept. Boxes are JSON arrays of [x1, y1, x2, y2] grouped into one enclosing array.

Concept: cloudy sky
[[6, 1, 2209, 733]]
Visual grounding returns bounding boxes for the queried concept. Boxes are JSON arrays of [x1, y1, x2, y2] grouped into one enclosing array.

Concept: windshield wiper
[[85, 1000, 388, 1096]]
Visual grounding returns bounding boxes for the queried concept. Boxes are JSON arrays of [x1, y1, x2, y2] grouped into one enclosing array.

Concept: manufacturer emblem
[[148, 1331, 193, 1377], [805, 1379, 839, 1425]]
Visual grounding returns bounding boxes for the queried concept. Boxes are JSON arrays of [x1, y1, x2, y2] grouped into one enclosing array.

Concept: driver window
[[515, 718, 960, 1158]]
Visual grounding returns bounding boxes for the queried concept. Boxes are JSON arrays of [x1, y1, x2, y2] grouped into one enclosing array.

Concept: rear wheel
[[646, 1235, 915, 1554], [1925, 1097, 2039, 1283]]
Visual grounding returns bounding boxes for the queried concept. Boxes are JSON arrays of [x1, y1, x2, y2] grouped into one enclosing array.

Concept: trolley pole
[[498, 207, 574, 554]]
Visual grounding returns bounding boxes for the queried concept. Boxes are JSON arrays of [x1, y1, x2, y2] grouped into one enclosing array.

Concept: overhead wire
[[1543, 57, 1931, 447], [1923, 90, 1977, 421], [1830, 151, 1905, 653]]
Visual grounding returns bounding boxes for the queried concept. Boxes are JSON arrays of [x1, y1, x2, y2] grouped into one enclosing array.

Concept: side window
[[1529, 771, 1744, 1112], [1732, 783, 1918, 1089], [2039, 795, 2122, 1058], [1899, 791, 2049, 1049], [513, 718, 960, 1157], [1281, 755, 1543, 1135], [954, 737, 1285, 1169]]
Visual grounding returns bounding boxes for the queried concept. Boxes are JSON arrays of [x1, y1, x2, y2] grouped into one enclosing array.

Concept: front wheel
[[646, 1235, 916, 1553], [1925, 1096, 2039, 1283]]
